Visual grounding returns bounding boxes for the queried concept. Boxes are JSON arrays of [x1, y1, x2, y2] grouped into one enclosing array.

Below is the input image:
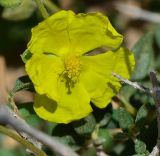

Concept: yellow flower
[[25, 10, 135, 123]]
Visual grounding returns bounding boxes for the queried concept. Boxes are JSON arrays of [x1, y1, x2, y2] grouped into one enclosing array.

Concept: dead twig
[[0, 105, 79, 156], [113, 71, 160, 156], [149, 145, 159, 156], [112, 72, 151, 94], [114, 2, 160, 23], [149, 71, 160, 156]]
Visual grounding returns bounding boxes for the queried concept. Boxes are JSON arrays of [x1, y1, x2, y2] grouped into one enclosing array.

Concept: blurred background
[[1, 0, 160, 156]]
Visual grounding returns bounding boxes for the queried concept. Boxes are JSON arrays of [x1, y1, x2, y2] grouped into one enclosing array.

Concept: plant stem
[[117, 95, 136, 116], [0, 105, 79, 156], [150, 72, 160, 151], [44, 0, 60, 13], [34, 0, 49, 19], [0, 125, 46, 156]]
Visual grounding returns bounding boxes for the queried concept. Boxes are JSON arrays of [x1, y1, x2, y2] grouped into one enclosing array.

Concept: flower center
[[64, 56, 81, 82]]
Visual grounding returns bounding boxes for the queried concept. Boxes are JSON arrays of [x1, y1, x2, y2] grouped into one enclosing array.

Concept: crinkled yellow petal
[[33, 82, 92, 123], [81, 47, 135, 108], [70, 12, 123, 54], [25, 54, 64, 101], [28, 10, 74, 56], [28, 10, 123, 56], [80, 69, 110, 107], [80, 68, 119, 108]]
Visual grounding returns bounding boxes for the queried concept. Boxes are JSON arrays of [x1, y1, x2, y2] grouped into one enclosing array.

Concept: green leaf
[[135, 103, 154, 128], [154, 24, 160, 68], [17, 102, 42, 127], [81, 147, 96, 156], [114, 132, 129, 141], [135, 104, 148, 128], [25, 114, 43, 127], [133, 89, 154, 105], [0, 149, 16, 156], [112, 107, 134, 130], [2, 0, 36, 21], [44, 122, 57, 135], [8, 76, 34, 104], [21, 49, 32, 63], [155, 24, 160, 49], [97, 128, 114, 151], [0, 0, 22, 8], [99, 113, 111, 127], [19, 106, 33, 117], [134, 139, 149, 155], [52, 124, 74, 136], [18, 102, 35, 117], [120, 85, 136, 101], [131, 32, 154, 80], [51, 124, 80, 150], [73, 114, 96, 135], [12, 75, 34, 93], [55, 135, 80, 151]]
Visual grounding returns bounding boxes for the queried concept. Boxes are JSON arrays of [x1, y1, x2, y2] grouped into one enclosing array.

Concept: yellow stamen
[[64, 56, 81, 82]]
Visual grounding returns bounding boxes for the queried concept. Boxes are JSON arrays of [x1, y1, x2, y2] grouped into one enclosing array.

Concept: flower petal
[[80, 47, 135, 108], [33, 82, 92, 123], [28, 10, 123, 56], [70, 12, 123, 54], [25, 54, 64, 101], [80, 69, 113, 108], [28, 10, 74, 56]]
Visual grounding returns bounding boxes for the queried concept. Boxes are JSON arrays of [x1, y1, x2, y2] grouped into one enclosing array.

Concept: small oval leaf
[[73, 114, 96, 135], [132, 32, 154, 80]]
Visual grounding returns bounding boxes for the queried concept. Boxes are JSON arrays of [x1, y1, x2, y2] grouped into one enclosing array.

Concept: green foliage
[[132, 32, 154, 80], [154, 24, 160, 69], [0, 0, 22, 8], [51, 124, 81, 152], [97, 128, 114, 152], [120, 85, 136, 102], [155, 25, 160, 48], [12, 75, 34, 93], [73, 114, 96, 135], [8, 76, 34, 105], [134, 139, 149, 156], [55, 135, 80, 151], [0, 149, 16, 156], [2, 0, 36, 21], [81, 147, 96, 156], [21, 49, 32, 63], [112, 107, 134, 130], [99, 113, 111, 127], [135, 103, 154, 128], [18, 103, 35, 117], [18, 103, 43, 127], [0, 148, 26, 156]]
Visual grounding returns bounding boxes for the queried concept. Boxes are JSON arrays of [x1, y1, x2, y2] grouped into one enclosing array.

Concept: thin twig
[[7, 90, 19, 114], [0, 125, 46, 156], [116, 95, 136, 115], [149, 71, 160, 156], [112, 72, 151, 94], [149, 145, 159, 156], [114, 2, 160, 23], [0, 105, 79, 156], [34, 0, 49, 19], [0, 56, 7, 104], [113, 72, 160, 155]]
